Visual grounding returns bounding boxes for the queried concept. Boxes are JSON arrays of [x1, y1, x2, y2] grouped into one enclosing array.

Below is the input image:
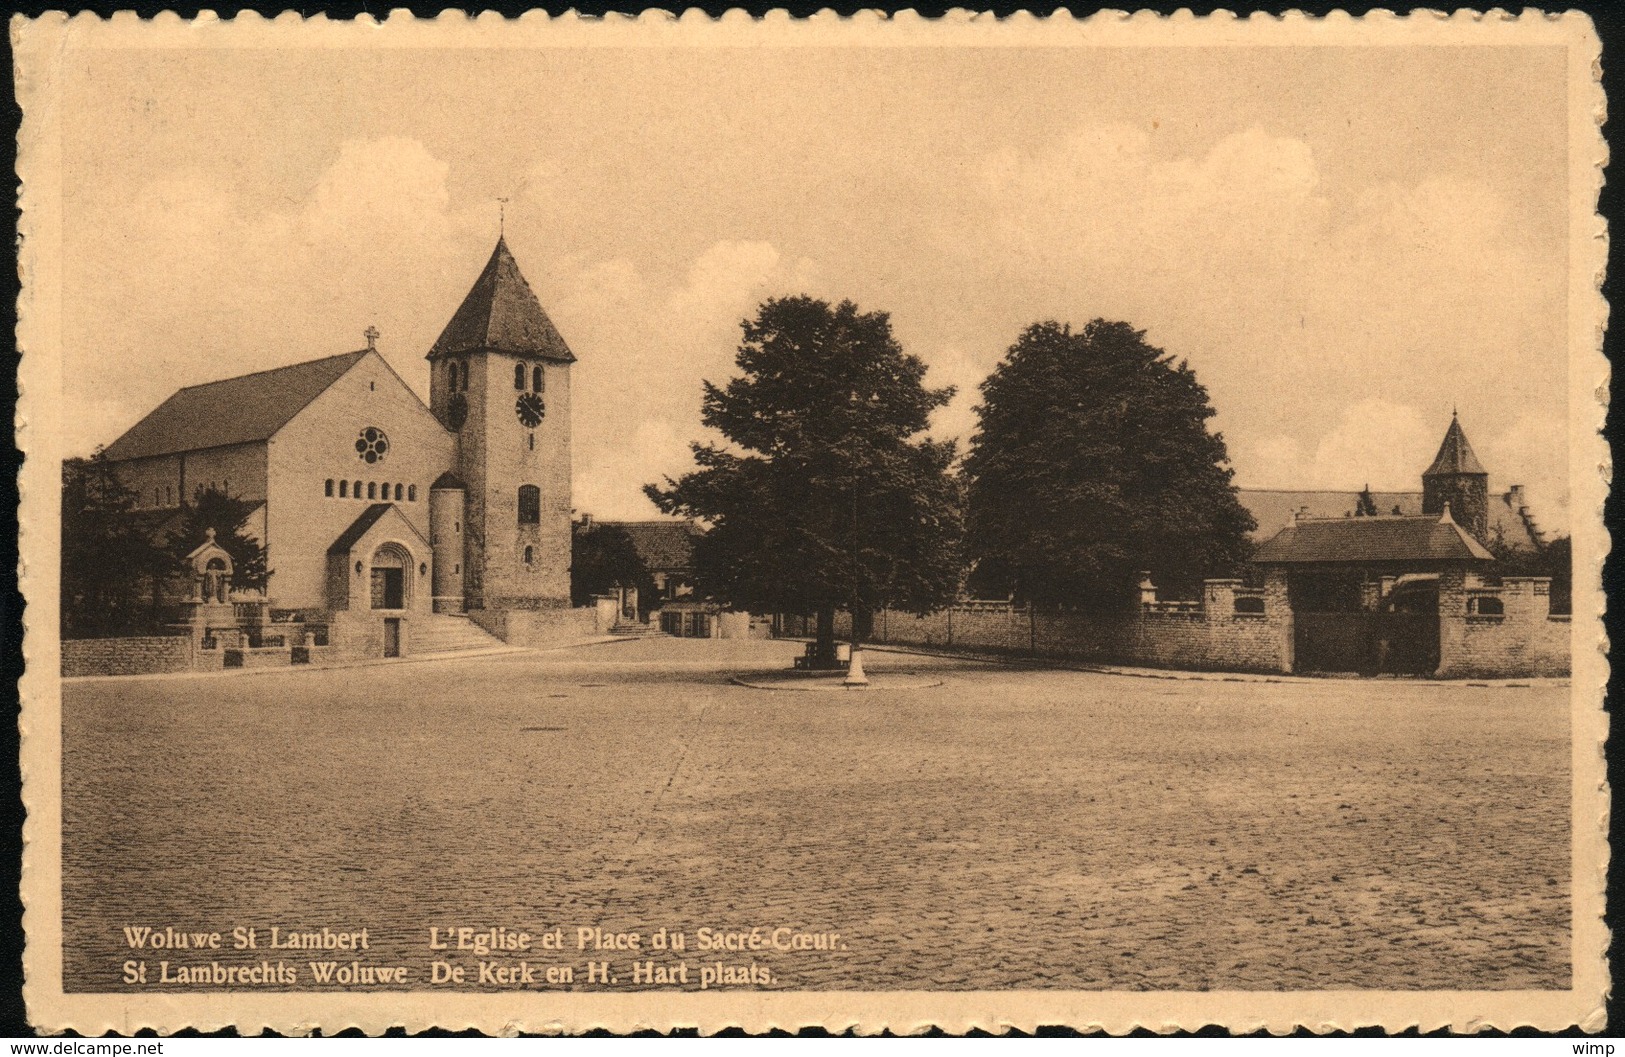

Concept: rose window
[[356, 427, 390, 464]]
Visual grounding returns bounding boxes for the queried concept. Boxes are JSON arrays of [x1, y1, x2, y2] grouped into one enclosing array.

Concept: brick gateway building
[[842, 415, 1569, 679]]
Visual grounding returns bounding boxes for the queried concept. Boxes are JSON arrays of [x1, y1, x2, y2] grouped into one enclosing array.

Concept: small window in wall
[[408, 484, 416, 501], [339, 480, 348, 498], [454, 521, 460, 533], [528, 433, 534, 451], [1470, 595, 1505, 616], [166, 486, 173, 505], [367, 482, 377, 500], [154, 488, 161, 506], [353, 480, 363, 499], [523, 545, 534, 564], [394, 483, 403, 501], [454, 563, 460, 574], [515, 363, 526, 390], [518, 485, 541, 525], [533, 365, 544, 392], [325, 479, 334, 497]]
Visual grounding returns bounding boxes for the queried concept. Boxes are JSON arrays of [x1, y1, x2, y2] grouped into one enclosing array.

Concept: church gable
[[263, 348, 458, 611]]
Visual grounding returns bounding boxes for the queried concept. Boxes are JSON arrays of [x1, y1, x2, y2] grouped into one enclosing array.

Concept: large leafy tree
[[646, 296, 964, 659], [164, 485, 270, 593], [964, 319, 1255, 607], [60, 451, 172, 637]]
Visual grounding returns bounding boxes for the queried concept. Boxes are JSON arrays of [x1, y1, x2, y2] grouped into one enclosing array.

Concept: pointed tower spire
[[1424, 411, 1487, 477], [428, 237, 575, 363], [1421, 410, 1489, 543]]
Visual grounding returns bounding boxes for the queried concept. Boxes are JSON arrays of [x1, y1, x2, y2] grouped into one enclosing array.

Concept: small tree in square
[[646, 295, 965, 664]]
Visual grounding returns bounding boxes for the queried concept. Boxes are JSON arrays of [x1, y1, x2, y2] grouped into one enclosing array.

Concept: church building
[[98, 237, 576, 654]]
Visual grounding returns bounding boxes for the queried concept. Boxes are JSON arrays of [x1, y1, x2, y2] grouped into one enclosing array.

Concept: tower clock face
[[446, 393, 468, 430], [515, 392, 545, 428]]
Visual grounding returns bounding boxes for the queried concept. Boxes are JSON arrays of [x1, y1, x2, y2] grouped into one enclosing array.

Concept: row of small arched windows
[[515, 363, 545, 392], [325, 479, 417, 502]]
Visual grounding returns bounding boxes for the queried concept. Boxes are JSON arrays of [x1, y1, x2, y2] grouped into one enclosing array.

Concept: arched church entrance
[[369, 543, 411, 611]]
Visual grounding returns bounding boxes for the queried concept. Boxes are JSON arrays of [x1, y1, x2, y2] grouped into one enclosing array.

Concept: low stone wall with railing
[[835, 575, 1295, 674]]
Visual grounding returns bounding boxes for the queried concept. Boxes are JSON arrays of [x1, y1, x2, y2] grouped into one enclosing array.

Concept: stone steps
[[610, 621, 667, 638], [412, 614, 507, 654]]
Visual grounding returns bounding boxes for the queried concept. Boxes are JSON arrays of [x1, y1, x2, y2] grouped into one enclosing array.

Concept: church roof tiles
[[102, 351, 369, 463], [428, 236, 575, 363]]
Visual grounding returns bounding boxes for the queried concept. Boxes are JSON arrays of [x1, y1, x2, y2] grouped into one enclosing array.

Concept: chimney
[[1509, 484, 1526, 512]]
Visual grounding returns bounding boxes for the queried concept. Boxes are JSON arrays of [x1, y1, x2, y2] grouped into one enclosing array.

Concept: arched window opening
[[408, 485, 417, 502], [339, 480, 348, 498], [325, 479, 334, 497], [353, 480, 363, 499], [367, 482, 377, 500], [515, 363, 526, 390], [533, 365, 544, 392], [394, 483, 403, 501], [523, 545, 534, 565], [518, 485, 541, 525]]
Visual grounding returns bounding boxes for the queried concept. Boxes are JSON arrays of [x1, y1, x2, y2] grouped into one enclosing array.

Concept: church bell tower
[[427, 236, 575, 610], [1421, 411, 1490, 544]]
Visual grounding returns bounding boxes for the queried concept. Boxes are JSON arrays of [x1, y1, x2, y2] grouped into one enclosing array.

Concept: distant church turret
[[427, 236, 575, 610], [1421, 412, 1489, 544]]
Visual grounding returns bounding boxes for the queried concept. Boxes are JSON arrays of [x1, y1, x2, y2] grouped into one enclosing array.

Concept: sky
[[58, 42, 1573, 532]]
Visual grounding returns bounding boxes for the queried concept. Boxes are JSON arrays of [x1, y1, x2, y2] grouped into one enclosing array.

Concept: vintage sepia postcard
[[13, 8, 1609, 1036]]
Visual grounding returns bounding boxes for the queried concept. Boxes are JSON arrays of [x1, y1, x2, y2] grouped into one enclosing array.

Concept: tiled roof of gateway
[[1252, 513, 1494, 565], [428, 237, 575, 363], [103, 351, 369, 463]]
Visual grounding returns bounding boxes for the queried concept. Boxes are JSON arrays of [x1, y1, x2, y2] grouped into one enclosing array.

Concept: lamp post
[[844, 478, 867, 686]]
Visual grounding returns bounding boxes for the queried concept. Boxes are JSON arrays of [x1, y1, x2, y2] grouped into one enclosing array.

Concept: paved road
[[61, 638, 1570, 992]]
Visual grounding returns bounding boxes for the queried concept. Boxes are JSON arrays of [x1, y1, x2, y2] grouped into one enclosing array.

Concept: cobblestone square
[[62, 638, 1571, 991]]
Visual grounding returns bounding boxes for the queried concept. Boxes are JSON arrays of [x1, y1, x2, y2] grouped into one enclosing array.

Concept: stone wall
[[62, 636, 196, 677], [1437, 573, 1571, 678], [839, 575, 1294, 675], [468, 605, 601, 648]]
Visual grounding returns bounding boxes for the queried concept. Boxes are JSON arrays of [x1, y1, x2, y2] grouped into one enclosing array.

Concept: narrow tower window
[[518, 485, 541, 525], [394, 483, 403, 501], [533, 365, 544, 392], [353, 480, 363, 499], [339, 481, 348, 498], [515, 363, 526, 390], [408, 485, 417, 502], [523, 546, 534, 565], [325, 479, 334, 497]]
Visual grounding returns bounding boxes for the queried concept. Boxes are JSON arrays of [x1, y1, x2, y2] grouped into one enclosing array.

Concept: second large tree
[[646, 296, 963, 658], [964, 320, 1254, 606]]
